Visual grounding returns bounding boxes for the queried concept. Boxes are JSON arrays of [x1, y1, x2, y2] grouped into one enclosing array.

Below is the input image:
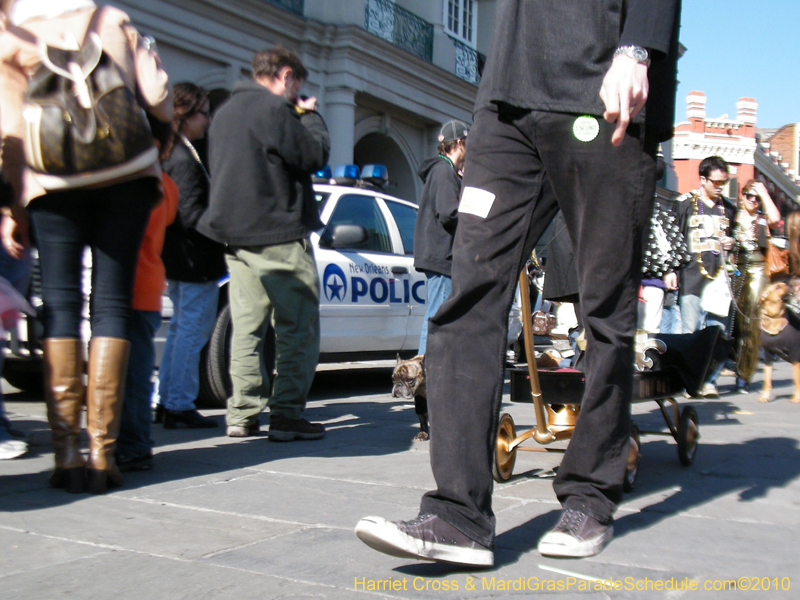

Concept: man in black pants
[[356, 0, 682, 566]]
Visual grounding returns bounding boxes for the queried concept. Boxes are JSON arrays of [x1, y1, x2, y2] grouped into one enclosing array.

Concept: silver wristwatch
[[614, 45, 650, 66]]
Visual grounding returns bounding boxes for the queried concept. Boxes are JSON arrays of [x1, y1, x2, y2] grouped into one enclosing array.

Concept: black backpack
[[22, 8, 156, 190]]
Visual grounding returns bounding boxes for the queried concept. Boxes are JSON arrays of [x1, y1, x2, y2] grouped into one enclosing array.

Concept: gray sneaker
[[355, 513, 494, 567], [538, 509, 613, 558]]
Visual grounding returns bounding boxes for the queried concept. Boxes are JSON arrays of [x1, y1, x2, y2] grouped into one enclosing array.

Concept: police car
[[197, 164, 427, 406], [1, 165, 427, 406]]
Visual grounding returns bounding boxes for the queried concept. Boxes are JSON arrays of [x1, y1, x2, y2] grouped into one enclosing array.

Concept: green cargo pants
[[225, 239, 320, 426]]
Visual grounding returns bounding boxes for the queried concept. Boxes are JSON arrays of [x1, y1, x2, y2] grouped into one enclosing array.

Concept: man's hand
[[599, 55, 649, 146], [663, 272, 678, 291], [296, 95, 318, 111], [720, 236, 734, 251]]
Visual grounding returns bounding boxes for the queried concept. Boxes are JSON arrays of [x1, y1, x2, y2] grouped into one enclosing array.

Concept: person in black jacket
[[198, 47, 330, 441], [157, 83, 225, 430], [357, 0, 682, 565], [413, 119, 468, 356], [408, 119, 467, 441]]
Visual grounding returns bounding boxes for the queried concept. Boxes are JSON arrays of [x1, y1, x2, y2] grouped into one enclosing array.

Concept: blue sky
[[675, 0, 799, 129]]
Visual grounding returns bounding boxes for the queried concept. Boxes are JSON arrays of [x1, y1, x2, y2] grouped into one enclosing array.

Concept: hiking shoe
[[163, 409, 218, 429], [537, 509, 613, 558], [268, 415, 325, 442], [226, 422, 261, 437], [117, 452, 154, 472], [355, 514, 494, 567]]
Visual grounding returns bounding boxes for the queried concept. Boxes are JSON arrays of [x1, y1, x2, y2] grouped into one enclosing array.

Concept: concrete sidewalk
[[1, 362, 799, 599]]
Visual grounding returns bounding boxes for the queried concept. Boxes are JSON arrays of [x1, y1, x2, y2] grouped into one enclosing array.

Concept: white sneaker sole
[[355, 516, 494, 567], [0, 440, 28, 460], [537, 525, 614, 558]]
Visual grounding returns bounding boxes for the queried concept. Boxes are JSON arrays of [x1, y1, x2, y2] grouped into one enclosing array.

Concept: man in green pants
[[199, 46, 330, 441]]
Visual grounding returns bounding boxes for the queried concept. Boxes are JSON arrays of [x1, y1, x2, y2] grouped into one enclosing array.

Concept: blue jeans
[[118, 310, 161, 458], [27, 179, 157, 339], [680, 293, 730, 385], [158, 280, 218, 412], [0, 246, 32, 436], [417, 274, 451, 355], [660, 301, 681, 334]]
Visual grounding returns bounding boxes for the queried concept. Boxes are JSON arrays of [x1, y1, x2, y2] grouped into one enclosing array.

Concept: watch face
[[631, 46, 648, 62]]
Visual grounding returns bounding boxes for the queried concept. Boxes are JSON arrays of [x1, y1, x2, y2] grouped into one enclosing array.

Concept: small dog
[[392, 355, 429, 441], [758, 282, 800, 404]]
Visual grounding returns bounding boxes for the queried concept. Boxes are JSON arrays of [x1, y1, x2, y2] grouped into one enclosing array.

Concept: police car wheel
[[199, 301, 276, 408], [200, 303, 233, 408]]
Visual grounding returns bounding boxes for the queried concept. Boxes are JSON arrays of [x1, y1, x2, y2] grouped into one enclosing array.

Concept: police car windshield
[[316, 192, 331, 214]]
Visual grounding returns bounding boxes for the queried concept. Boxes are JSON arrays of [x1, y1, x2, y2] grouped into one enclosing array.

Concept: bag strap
[[84, 6, 108, 45]]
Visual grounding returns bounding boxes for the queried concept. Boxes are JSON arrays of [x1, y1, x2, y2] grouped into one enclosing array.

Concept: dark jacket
[[413, 157, 461, 277], [477, 0, 681, 141], [161, 142, 227, 282], [198, 79, 330, 247]]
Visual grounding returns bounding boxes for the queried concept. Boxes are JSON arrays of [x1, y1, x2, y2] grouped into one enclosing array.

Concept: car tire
[[198, 304, 233, 408], [197, 303, 276, 409], [2, 358, 44, 393]]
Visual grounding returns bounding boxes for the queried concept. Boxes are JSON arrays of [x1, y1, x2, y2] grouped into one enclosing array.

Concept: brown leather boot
[[43, 338, 86, 493], [85, 337, 130, 494]]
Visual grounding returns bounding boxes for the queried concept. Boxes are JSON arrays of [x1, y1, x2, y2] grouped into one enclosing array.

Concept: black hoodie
[[413, 156, 461, 277], [198, 79, 330, 247]]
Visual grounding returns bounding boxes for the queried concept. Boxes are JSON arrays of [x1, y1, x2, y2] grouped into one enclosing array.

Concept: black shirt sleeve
[[619, 0, 681, 58]]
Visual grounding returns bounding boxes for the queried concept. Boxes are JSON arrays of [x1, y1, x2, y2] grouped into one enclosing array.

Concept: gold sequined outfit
[[732, 211, 769, 383]]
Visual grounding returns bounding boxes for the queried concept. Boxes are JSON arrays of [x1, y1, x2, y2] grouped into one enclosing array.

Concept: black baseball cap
[[438, 119, 470, 143]]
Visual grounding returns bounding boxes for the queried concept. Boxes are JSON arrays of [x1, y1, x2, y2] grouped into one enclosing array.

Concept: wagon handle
[[518, 269, 555, 442]]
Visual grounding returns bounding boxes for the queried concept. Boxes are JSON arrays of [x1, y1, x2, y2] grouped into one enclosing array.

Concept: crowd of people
[[0, 1, 327, 476], [0, 0, 797, 573], [635, 155, 797, 400]]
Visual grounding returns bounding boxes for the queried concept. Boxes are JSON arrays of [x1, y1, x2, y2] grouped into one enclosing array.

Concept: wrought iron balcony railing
[[365, 0, 434, 63], [264, 0, 304, 16], [450, 37, 485, 85]]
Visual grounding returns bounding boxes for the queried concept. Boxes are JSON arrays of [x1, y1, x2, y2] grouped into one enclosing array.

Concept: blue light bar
[[314, 165, 332, 180], [360, 164, 388, 184], [333, 164, 360, 179]]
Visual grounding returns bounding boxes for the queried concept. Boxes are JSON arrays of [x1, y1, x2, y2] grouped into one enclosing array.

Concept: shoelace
[[557, 509, 585, 535], [404, 515, 432, 527]]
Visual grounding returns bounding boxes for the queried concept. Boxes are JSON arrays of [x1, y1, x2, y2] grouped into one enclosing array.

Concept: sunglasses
[[704, 177, 728, 187], [744, 194, 759, 201]]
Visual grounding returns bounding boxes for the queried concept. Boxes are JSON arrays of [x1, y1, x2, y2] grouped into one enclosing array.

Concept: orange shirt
[[132, 173, 178, 311]]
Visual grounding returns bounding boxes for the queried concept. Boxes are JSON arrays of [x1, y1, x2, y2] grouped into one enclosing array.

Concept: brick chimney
[[687, 91, 706, 132], [737, 97, 758, 137]]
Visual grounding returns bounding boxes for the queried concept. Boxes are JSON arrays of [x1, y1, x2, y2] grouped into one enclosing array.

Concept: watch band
[[614, 45, 651, 67]]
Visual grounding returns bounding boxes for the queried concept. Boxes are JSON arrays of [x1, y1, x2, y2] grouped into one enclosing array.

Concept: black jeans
[[29, 178, 159, 340], [419, 107, 657, 547]]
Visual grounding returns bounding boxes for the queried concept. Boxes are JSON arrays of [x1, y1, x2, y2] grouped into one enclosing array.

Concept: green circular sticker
[[573, 116, 599, 142]]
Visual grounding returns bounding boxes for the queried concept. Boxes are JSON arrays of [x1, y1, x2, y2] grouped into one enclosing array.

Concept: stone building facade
[[100, 0, 496, 203]]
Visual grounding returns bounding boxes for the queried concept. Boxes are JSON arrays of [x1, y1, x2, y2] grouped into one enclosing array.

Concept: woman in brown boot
[[0, 0, 172, 493]]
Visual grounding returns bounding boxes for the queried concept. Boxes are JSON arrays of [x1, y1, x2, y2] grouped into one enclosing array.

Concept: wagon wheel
[[677, 405, 699, 466], [492, 413, 517, 483]]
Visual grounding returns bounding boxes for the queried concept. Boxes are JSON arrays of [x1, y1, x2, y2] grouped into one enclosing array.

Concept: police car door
[[382, 197, 426, 352], [315, 192, 411, 353]]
